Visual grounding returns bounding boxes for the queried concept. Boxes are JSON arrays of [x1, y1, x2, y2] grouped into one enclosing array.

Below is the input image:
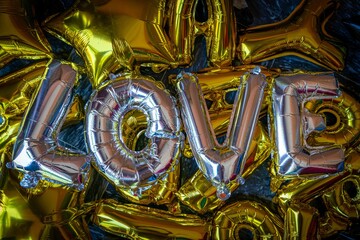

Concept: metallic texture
[[8, 60, 90, 190], [238, 0, 346, 71], [86, 73, 181, 192], [176, 67, 266, 200], [272, 73, 345, 175]]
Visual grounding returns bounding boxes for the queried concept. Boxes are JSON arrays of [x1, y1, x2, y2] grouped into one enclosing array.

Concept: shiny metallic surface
[[8, 60, 90, 190], [86, 74, 181, 190], [176, 69, 266, 199], [272, 73, 345, 175]]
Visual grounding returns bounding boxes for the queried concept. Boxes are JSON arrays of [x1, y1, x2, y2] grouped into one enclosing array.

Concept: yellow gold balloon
[[91, 199, 210, 239], [238, 0, 346, 71], [167, 0, 236, 67], [305, 91, 360, 147], [0, 0, 51, 67], [212, 201, 284, 239], [284, 203, 320, 239], [44, 0, 180, 88]]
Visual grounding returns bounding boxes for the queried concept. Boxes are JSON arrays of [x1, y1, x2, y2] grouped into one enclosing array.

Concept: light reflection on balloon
[[284, 203, 319, 239], [7, 60, 90, 190], [91, 199, 209, 239], [238, 0, 346, 71], [212, 200, 284, 239], [86, 72, 181, 195], [0, 0, 51, 67], [177, 122, 271, 213], [176, 67, 266, 200], [272, 73, 344, 176]]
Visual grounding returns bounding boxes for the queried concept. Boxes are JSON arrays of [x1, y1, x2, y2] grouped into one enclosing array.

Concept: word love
[[8, 61, 344, 200]]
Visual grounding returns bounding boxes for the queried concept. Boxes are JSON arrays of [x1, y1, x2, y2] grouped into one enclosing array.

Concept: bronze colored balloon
[[91, 199, 210, 239], [212, 200, 284, 239], [238, 0, 346, 71], [0, 0, 51, 67], [284, 203, 319, 239], [44, 0, 180, 88], [177, 122, 271, 213]]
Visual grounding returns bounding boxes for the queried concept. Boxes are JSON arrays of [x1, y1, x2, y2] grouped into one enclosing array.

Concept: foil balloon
[[91, 199, 210, 239], [117, 109, 180, 205], [168, 0, 236, 67], [284, 203, 320, 239], [212, 200, 284, 239], [7, 60, 90, 190], [176, 67, 267, 200], [238, 0, 346, 71], [272, 73, 344, 175], [0, 0, 51, 67], [86, 72, 181, 194], [44, 0, 180, 87], [304, 91, 360, 147], [115, 107, 180, 205], [1, 145, 92, 239], [177, 122, 271, 213]]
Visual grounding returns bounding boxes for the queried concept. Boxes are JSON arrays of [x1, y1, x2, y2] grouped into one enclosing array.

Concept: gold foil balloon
[[212, 200, 284, 239], [168, 0, 236, 67], [304, 91, 360, 147], [0, 0, 51, 67], [238, 0, 346, 71], [44, 0, 180, 88], [284, 204, 320, 239], [91, 199, 210, 239]]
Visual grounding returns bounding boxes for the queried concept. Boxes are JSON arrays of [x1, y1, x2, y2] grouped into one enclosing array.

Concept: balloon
[[194, 65, 279, 115], [238, 0, 346, 71], [168, 0, 236, 67], [117, 109, 180, 205], [0, 0, 51, 67], [304, 91, 360, 147], [175, 67, 267, 200], [319, 211, 349, 238], [86, 72, 181, 195], [91, 199, 209, 239], [322, 175, 360, 219], [271, 73, 344, 175], [44, 0, 181, 88], [212, 200, 284, 239], [177, 122, 271, 213], [284, 203, 320, 239], [7, 60, 90, 190]]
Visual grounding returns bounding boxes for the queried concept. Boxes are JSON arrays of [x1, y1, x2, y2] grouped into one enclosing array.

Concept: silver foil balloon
[[272, 73, 344, 175], [86, 73, 181, 192], [8, 60, 90, 190], [176, 67, 267, 200]]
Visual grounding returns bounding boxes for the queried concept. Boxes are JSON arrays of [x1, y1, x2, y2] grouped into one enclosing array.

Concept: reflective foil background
[[0, 0, 359, 239]]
